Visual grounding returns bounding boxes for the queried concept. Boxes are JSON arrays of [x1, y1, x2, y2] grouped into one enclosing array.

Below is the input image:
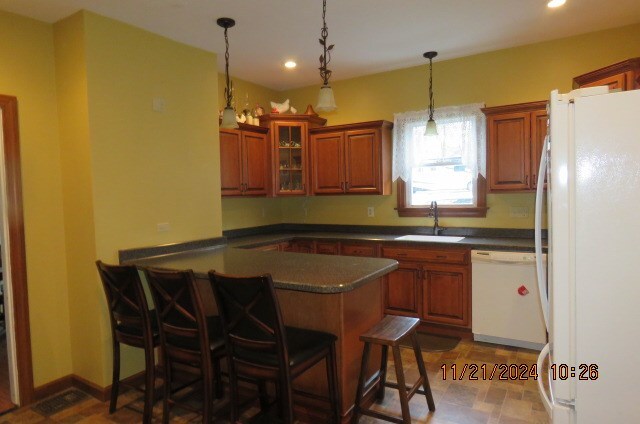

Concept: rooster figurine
[[270, 99, 290, 114]]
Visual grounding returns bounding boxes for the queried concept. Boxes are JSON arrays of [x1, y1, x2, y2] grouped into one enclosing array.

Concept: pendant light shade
[[424, 51, 438, 136], [317, 85, 337, 112], [218, 17, 238, 129], [316, 0, 337, 112], [221, 107, 237, 128], [425, 118, 438, 136]]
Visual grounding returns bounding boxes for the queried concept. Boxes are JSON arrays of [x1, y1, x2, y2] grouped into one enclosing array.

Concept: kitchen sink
[[394, 235, 465, 242]]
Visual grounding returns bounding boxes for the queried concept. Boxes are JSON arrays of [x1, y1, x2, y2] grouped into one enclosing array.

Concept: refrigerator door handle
[[535, 135, 550, 330], [537, 343, 553, 416]]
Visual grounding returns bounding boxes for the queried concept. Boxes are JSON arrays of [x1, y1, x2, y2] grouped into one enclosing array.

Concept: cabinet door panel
[[530, 110, 548, 189], [422, 265, 469, 327], [384, 263, 420, 317], [220, 130, 243, 196], [315, 241, 340, 255], [341, 243, 379, 257], [275, 122, 308, 195], [580, 73, 627, 91], [242, 131, 269, 195], [488, 112, 531, 191], [311, 132, 345, 194], [344, 129, 380, 193], [291, 240, 315, 254]]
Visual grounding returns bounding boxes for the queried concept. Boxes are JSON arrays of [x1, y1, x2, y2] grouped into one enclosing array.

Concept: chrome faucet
[[429, 201, 444, 236]]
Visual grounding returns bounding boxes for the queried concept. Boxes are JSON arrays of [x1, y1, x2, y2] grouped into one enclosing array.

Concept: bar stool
[[352, 315, 435, 424]]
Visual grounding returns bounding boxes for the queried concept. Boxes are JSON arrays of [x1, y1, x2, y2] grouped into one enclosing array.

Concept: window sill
[[396, 206, 488, 218]]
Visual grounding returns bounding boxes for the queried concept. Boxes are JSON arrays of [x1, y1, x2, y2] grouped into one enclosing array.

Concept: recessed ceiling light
[[547, 0, 566, 8], [284, 61, 297, 69]]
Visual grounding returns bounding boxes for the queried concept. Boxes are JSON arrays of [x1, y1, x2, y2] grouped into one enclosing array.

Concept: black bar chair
[[144, 267, 225, 424], [96, 260, 159, 424], [208, 271, 341, 424]]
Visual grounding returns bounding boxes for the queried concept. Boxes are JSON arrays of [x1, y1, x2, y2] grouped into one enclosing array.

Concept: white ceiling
[[2, 0, 640, 91]]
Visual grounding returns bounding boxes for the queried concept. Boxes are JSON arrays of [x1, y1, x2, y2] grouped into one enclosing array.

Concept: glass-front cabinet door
[[275, 122, 307, 195]]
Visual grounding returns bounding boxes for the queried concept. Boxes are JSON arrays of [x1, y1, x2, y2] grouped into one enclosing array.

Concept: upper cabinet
[[220, 124, 270, 197], [310, 121, 392, 195], [482, 101, 547, 192], [573, 58, 640, 91], [259, 113, 326, 196]]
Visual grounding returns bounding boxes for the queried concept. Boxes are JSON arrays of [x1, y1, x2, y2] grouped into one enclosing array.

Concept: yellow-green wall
[[223, 22, 640, 230], [54, 11, 221, 386], [0, 10, 72, 387]]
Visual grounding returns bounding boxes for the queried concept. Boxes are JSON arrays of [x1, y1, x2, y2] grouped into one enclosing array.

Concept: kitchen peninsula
[[126, 243, 398, 421]]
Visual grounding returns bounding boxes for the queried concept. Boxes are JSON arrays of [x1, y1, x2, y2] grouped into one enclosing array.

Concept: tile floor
[[0, 339, 550, 423]]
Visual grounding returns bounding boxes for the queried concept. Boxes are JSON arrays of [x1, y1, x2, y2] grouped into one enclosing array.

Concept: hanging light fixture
[[423, 51, 438, 136], [218, 17, 238, 129], [316, 0, 337, 112]]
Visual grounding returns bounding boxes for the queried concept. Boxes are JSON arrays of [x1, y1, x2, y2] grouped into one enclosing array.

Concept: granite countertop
[[121, 226, 544, 295], [130, 245, 399, 294], [229, 231, 541, 252]]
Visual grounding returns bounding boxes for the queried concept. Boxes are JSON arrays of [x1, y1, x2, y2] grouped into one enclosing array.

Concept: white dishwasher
[[471, 250, 547, 349]]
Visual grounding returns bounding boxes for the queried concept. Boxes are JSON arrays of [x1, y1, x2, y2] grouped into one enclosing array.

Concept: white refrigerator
[[535, 87, 640, 423]]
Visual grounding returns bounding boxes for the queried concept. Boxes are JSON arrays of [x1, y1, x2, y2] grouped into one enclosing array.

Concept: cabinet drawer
[[382, 246, 468, 264], [315, 241, 340, 255], [340, 243, 378, 257]]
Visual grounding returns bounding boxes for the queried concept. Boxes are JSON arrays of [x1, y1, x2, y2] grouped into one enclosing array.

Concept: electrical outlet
[[509, 206, 529, 218], [157, 222, 171, 232], [367, 206, 375, 217]]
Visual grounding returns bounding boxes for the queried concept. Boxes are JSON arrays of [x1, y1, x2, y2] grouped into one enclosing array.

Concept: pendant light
[[424, 51, 438, 136], [316, 0, 337, 112], [218, 17, 238, 129]]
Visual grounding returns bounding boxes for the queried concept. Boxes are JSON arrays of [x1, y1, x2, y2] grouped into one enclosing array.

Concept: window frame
[[396, 175, 488, 218]]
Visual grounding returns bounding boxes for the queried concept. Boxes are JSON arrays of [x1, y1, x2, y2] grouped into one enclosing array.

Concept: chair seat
[[116, 310, 159, 338], [234, 326, 337, 368], [165, 315, 225, 352]]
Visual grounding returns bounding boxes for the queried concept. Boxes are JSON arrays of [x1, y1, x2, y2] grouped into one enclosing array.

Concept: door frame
[[0, 95, 34, 404]]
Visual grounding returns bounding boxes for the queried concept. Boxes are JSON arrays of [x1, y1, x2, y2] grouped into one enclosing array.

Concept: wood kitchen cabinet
[[220, 124, 270, 196], [384, 262, 421, 317], [259, 112, 327, 196], [290, 239, 315, 253], [340, 242, 379, 257], [382, 245, 471, 330], [314, 241, 340, 255], [482, 101, 547, 192], [309, 121, 392, 195], [573, 58, 640, 91], [422, 264, 469, 327]]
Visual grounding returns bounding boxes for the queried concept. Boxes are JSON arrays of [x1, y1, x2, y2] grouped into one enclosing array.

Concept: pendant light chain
[[428, 56, 434, 121], [223, 24, 233, 108], [319, 0, 333, 86]]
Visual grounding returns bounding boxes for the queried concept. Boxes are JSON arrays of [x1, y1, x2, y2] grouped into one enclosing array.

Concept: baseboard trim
[[33, 370, 147, 404], [33, 375, 74, 402]]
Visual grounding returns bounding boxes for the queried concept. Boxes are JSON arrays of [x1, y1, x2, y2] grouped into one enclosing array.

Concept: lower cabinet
[[422, 264, 469, 327], [384, 262, 421, 318], [315, 241, 340, 255], [290, 239, 315, 253], [382, 246, 471, 330], [251, 241, 291, 252]]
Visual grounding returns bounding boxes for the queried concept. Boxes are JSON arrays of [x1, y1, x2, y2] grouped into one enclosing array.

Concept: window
[[393, 103, 488, 217]]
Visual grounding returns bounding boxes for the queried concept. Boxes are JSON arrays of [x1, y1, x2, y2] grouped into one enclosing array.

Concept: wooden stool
[[352, 315, 435, 424]]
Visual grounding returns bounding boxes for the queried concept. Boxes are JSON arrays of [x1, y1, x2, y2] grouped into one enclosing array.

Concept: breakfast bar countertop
[[130, 245, 399, 294]]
